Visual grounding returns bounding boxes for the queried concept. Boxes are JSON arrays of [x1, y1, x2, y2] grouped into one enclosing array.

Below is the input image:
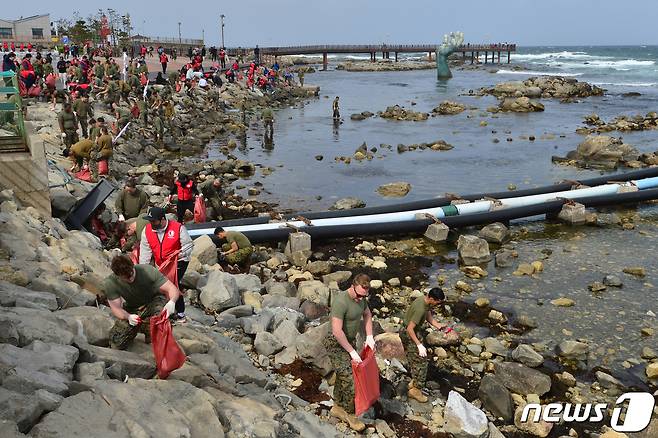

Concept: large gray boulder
[[272, 319, 301, 348], [0, 307, 74, 347], [556, 340, 589, 360], [190, 235, 217, 265], [29, 277, 97, 308], [206, 388, 280, 438], [254, 332, 285, 356], [297, 280, 331, 306], [511, 344, 544, 367], [478, 375, 513, 421], [30, 379, 224, 438], [295, 322, 332, 375], [494, 362, 551, 396], [0, 387, 46, 433], [234, 274, 263, 294], [444, 390, 489, 438], [282, 410, 341, 437], [0, 281, 58, 311], [76, 342, 156, 379], [199, 270, 241, 312], [322, 271, 352, 285], [55, 306, 114, 346], [264, 279, 297, 297], [457, 235, 491, 265], [261, 294, 300, 310], [239, 309, 275, 335], [478, 222, 510, 244], [270, 307, 306, 332]]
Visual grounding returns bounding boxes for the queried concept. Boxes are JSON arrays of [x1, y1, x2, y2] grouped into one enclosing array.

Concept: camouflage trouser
[[221, 243, 253, 265], [323, 336, 356, 414], [400, 330, 428, 388], [79, 119, 88, 138], [109, 295, 166, 350], [206, 199, 223, 221], [63, 130, 78, 150]]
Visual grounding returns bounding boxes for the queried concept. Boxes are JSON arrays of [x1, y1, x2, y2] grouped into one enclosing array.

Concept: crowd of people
[[2, 40, 458, 433]]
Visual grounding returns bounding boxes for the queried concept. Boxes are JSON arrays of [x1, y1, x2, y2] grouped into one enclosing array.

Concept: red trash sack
[[74, 168, 92, 182], [193, 196, 206, 223], [150, 310, 186, 379], [98, 159, 108, 175], [157, 251, 180, 285], [351, 346, 380, 416], [28, 85, 41, 97]]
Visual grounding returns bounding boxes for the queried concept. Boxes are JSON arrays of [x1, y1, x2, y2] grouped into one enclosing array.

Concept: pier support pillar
[[322, 52, 328, 70], [471, 52, 474, 64], [395, 52, 398, 62], [497, 51, 501, 63], [476, 52, 479, 63], [428, 51, 433, 61], [484, 52, 488, 63], [507, 51, 511, 63]]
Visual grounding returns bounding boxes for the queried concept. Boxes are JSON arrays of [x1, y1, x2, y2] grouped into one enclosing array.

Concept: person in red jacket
[[139, 207, 194, 322], [160, 52, 168, 74], [168, 173, 198, 222]]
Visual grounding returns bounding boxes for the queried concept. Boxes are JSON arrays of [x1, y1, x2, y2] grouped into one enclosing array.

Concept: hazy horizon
[[6, 0, 658, 47]]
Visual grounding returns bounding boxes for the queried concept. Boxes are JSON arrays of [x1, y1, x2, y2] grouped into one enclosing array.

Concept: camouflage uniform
[[220, 243, 253, 265], [323, 336, 356, 414], [109, 294, 166, 350], [399, 329, 428, 387]]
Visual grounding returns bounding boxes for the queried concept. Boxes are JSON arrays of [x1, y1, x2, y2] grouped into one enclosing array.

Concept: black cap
[[143, 207, 166, 221]]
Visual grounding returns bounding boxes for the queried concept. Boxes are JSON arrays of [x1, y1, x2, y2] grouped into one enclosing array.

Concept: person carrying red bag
[[139, 207, 194, 323], [102, 255, 181, 350], [322, 273, 376, 432]]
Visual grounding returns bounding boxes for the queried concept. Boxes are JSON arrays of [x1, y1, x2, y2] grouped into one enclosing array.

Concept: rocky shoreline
[[2, 63, 658, 438]]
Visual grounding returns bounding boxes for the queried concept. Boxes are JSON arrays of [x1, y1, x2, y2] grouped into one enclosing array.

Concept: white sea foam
[[514, 51, 602, 61], [546, 59, 655, 70], [496, 69, 583, 77]]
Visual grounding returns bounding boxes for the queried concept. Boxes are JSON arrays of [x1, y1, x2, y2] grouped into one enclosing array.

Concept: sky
[[7, 0, 658, 47]]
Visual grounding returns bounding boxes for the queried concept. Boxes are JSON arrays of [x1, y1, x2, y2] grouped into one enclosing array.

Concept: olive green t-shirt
[[403, 296, 429, 338], [102, 264, 166, 312], [262, 108, 273, 121], [226, 231, 251, 250], [330, 290, 367, 343]]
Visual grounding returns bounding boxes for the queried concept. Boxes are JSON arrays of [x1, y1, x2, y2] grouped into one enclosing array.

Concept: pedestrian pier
[[240, 43, 516, 70]]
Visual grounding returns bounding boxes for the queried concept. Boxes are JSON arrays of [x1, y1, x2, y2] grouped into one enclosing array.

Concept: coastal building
[[0, 14, 53, 45]]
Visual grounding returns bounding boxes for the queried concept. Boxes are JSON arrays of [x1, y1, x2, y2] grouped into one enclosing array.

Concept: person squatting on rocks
[[400, 287, 456, 403], [212, 227, 253, 271], [103, 255, 181, 350], [198, 178, 227, 221], [169, 173, 198, 223], [322, 273, 376, 432], [115, 179, 150, 221], [139, 207, 194, 322]]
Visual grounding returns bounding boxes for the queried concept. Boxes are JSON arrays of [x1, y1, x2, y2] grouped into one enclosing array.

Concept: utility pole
[[220, 14, 225, 48], [178, 22, 181, 44]]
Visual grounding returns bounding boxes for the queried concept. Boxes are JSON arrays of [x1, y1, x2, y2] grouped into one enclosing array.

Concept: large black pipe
[[192, 188, 658, 243], [200, 168, 658, 229]]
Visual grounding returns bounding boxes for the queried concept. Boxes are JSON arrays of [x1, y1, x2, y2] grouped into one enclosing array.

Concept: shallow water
[[215, 66, 658, 211]]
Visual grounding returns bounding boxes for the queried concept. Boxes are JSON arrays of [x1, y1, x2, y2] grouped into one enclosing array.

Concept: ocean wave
[[514, 51, 602, 60], [496, 69, 583, 77], [592, 81, 657, 87], [544, 59, 655, 71]]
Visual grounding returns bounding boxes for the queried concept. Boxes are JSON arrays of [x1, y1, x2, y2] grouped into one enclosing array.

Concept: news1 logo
[[521, 393, 655, 432]]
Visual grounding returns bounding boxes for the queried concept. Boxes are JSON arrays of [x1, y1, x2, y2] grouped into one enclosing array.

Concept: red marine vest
[[144, 220, 182, 266], [175, 180, 194, 201]]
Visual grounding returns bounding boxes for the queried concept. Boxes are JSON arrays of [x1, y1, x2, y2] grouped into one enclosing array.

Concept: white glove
[[163, 300, 176, 318], [118, 214, 125, 221], [417, 344, 427, 358], [198, 194, 203, 199], [349, 350, 362, 364], [61, 132, 67, 139], [365, 335, 376, 351], [128, 314, 142, 326], [222, 201, 227, 207]]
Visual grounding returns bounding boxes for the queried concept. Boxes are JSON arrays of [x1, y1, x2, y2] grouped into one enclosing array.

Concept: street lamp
[[178, 22, 181, 44], [220, 14, 225, 48]]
